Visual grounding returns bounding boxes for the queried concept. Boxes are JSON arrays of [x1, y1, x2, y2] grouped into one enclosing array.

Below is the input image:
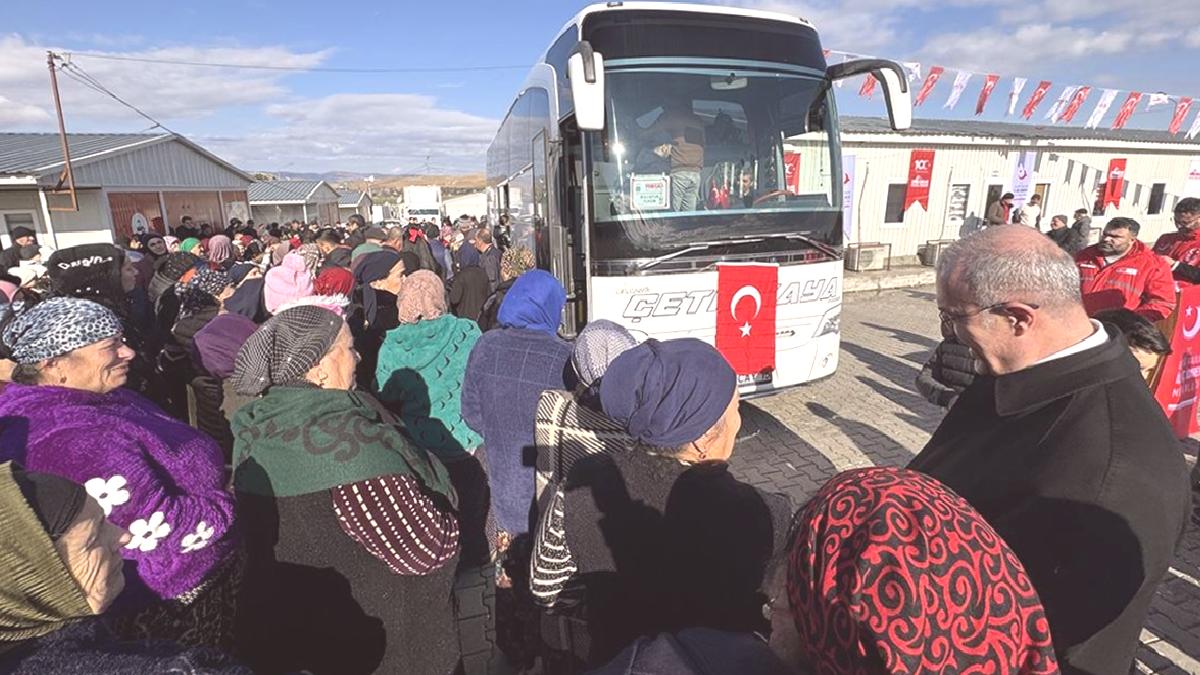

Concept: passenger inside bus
[[641, 99, 706, 211]]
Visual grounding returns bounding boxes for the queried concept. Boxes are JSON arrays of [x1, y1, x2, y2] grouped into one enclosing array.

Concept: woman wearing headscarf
[[478, 246, 536, 332], [449, 244, 491, 323], [314, 266, 355, 298], [769, 467, 1060, 674], [47, 244, 162, 401], [230, 305, 461, 675], [163, 235, 181, 253], [0, 298, 240, 649], [180, 237, 202, 256], [205, 234, 235, 271], [530, 319, 637, 610], [191, 313, 258, 463], [557, 338, 791, 667], [462, 269, 572, 543], [157, 268, 233, 422], [133, 233, 167, 291], [0, 462, 252, 674], [375, 270, 489, 565], [349, 249, 403, 388]]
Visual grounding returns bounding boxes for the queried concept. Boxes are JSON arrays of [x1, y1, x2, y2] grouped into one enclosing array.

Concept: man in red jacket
[[1153, 197, 1200, 286], [1076, 217, 1175, 321]]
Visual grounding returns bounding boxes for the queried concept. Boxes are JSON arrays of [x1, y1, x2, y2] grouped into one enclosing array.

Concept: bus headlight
[[814, 307, 841, 337]]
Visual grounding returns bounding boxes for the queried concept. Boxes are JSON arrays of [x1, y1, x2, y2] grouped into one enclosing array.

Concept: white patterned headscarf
[[1, 297, 122, 364], [572, 319, 638, 387]]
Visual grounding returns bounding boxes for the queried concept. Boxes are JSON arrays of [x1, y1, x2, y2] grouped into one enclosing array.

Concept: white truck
[[402, 185, 443, 223]]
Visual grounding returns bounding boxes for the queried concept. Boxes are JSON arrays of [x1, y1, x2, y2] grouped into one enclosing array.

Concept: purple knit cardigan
[[0, 384, 237, 602]]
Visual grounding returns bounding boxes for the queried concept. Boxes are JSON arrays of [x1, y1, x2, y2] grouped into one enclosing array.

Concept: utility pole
[[46, 51, 78, 212]]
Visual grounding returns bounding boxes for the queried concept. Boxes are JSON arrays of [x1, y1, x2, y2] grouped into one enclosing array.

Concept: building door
[[985, 184, 1004, 221], [108, 192, 165, 242]]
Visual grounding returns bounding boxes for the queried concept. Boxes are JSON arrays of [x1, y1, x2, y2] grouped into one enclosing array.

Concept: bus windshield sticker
[[630, 174, 671, 210]]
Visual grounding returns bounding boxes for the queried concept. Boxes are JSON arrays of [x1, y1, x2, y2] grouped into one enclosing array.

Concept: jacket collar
[[991, 324, 1139, 416]]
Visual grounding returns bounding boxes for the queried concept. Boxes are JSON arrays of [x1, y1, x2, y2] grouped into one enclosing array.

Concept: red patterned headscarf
[[785, 467, 1059, 675]]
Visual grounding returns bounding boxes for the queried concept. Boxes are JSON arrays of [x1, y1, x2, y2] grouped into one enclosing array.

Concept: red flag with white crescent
[[1170, 97, 1194, 135], [915, 66, 944, 107], [1111, 92, 1143, 130], [715, 263, 778, 376], [975, 74, 1000, 115], [1059, 86, 1091, 123], [1022, 81, 1053, 120], [783, 153, 801, 194]]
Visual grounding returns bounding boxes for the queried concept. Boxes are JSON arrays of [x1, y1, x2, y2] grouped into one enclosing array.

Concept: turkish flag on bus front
[[715, 263, 778, 376]]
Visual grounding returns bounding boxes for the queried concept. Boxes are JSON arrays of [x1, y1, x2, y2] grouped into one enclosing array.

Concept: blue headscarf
[[497, 269, 565, 335], [600, 338, 736, 448]]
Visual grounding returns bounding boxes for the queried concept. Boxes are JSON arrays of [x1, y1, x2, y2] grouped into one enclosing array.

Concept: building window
[[1148, 183, 1167, 215], [884, 184, 906, 223]]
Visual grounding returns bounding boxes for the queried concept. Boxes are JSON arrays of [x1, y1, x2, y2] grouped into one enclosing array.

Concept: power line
[[63, 50, 529, 74], [51, 53, 178, 135]]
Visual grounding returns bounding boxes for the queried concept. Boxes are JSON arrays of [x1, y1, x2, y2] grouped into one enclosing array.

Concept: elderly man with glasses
[[1153, 197, 1200, 286], [909, 224, 1188, 675]]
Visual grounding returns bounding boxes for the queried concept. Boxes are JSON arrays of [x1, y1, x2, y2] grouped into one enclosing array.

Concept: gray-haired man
[[910, 225, 1187, 675]]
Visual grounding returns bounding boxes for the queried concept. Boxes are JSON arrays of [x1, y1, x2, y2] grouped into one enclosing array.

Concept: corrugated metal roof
[[338, 190, 364, 206], [0, 132, 166, 175], [840, 116, 1198, 146], [248, 180, 320, 203]]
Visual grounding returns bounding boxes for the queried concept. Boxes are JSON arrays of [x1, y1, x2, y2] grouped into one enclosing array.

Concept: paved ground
[[730, 286, 1200, 675]]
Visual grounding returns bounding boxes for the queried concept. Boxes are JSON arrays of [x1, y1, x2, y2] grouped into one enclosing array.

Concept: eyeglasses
[[938, 302, 1040, 326]]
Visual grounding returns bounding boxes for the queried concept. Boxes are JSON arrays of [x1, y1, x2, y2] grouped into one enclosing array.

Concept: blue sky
[[2, 0, 1198, 173]]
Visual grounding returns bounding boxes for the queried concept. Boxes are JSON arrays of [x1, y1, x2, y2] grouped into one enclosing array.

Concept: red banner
[[1170, 97, 1194, 135], [1153, 286, 1200, 436], [915, 66, 944, 107], [783, 153, 801, 194], [1111, 92, 1143, 130], [975, 74, 1000, 115], [1059, 86, 1091, 123], [1021, 81, 1053, 120], [858, 74, 877, 99], [715, 263, 778, 377], [1102, 158, 1126, 210], [904, 149, 935, 211]]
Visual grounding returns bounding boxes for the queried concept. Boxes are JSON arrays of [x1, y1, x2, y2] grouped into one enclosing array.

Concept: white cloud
[[200, 93, 498, 174], [0, 34, 331, 128], [918, 24, 1134, 74]]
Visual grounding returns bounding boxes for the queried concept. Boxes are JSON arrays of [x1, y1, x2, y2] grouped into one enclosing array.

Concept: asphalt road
[[729, 286, 1200, 675]]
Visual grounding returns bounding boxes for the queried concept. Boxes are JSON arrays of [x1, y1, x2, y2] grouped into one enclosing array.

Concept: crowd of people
[[0, 199, 1193, 675]]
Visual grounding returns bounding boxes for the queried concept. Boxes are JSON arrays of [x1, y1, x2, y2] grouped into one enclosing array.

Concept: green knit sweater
[[376, 315, 483, 461]]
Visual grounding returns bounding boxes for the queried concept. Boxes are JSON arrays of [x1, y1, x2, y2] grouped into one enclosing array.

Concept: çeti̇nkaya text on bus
[[486, 1, 911, 396]]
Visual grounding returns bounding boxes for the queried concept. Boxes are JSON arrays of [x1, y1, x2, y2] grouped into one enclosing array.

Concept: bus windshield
[[588, 64, 838, 260]]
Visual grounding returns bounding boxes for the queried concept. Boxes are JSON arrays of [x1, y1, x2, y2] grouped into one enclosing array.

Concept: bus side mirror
[[568, 42, 606, 131], [827, 59, 911, 131]]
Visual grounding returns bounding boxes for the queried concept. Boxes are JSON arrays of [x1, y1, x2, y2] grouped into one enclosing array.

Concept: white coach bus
[[486, 1, 911, 395]]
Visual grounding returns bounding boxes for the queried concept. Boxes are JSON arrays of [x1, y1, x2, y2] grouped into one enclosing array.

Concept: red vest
[[1153, 230, 1200, 287]]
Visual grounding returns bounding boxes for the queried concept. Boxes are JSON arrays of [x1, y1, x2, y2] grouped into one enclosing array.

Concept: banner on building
[[1170, 98, 1195, 135], [1102, 158, 1127, 210], [1147, 93, 1172, 110], [1011, 151, 1037, 209], [915, 66, 945, 106], [1086, 89, 1120, 129], [976, 74, 1000, 115], [1186, 159, 1200, 198], [1021, 81, 1053, 119], [715, 263, 779, 378], [1045, 85, 1078, 123], [1152, 285, 1200, 437], [1111, 92, 1143, 130], [842, 155, 856, 239], [783, 153, 802, 195], [904, 149, 936, 211]]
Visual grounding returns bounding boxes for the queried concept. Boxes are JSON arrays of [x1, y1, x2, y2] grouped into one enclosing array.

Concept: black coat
[[908, 327, 1189, 675], [449, 266, 490, 323], [1047, 226, 1086, 255], [561, 451, 791, 666]]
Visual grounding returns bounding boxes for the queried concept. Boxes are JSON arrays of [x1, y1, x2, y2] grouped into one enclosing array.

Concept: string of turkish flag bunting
[[824, 49, 1200, 139]]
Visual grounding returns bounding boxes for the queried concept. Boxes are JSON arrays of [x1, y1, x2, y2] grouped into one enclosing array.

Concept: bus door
[[556, 121, 588, 335]]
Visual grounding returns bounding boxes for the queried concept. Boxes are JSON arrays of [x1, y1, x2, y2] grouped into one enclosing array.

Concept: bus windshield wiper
[[783, 233, 840, 259], [633, 237, 767, 273]]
